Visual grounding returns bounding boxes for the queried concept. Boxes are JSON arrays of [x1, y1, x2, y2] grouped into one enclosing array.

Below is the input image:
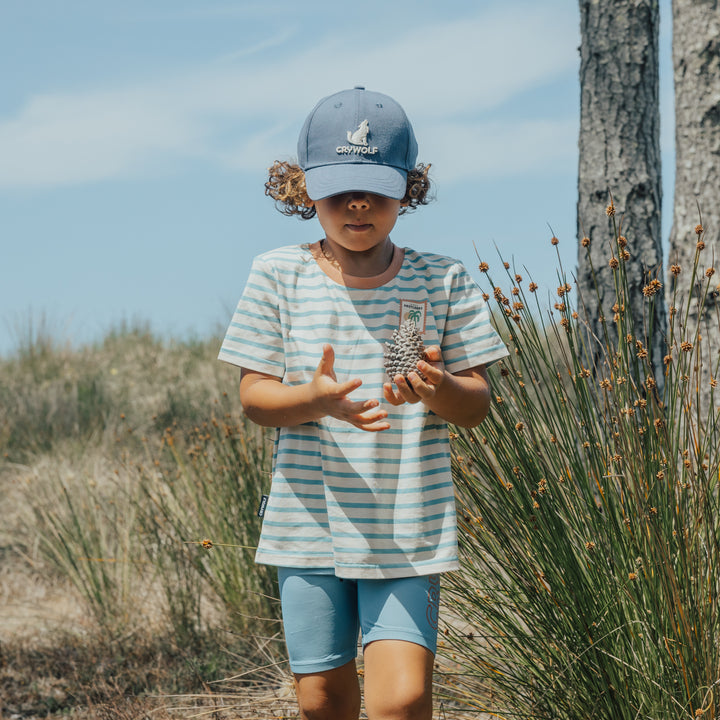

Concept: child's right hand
[[311, 344, 390, 432]]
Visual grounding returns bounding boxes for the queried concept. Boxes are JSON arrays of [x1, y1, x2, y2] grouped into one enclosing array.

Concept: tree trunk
[[668, 0, 720, 410], [577, 0, 666, 382]]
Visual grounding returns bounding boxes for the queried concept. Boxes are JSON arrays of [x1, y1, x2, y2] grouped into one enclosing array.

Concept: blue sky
[[0, 0, 674, 357]]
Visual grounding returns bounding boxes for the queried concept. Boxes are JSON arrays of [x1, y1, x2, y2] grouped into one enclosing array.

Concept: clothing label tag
[[257, 494, 269, 518], [399, 300, 427, 333]]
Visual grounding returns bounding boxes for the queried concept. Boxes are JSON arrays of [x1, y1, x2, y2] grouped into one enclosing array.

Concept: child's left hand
[[382, 345, 445, 405]]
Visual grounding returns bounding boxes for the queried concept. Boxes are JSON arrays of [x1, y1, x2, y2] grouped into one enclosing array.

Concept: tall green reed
[[137, 393, 279, 640], [445, 212, 720, 719]]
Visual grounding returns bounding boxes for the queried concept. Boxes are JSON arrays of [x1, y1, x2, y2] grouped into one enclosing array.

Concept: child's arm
[[382, 345, 491, 428], [240, 344, 391, 432]]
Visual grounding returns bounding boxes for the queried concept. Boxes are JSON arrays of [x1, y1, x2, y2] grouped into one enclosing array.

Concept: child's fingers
[[354, 407, 391, 432], [423, 345, 443, 362], [342, 398, 389, 431], [417, 360, 444, 384], [334, 377, 363, 396], [383, 382, 404, 405], [315, 344, 337, 380], [357, 419, 391, 432], [391, 374, 423, 404]]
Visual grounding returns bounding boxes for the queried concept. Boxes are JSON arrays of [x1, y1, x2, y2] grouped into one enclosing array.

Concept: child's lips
[[346, 223, 372, 231]]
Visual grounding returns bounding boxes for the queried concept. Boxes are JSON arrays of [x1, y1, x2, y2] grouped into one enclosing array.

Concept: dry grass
[[0, 325, 490, 720]]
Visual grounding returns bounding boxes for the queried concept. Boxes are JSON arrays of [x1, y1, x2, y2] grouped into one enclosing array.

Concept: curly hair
[[264, 161, 433, 219]]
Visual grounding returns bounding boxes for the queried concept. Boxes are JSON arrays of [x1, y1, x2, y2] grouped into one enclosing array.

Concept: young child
[[219, 86, 508, 720]]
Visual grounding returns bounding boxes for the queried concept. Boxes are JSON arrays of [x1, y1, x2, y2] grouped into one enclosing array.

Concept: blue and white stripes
[[219, 243, 507, 578]]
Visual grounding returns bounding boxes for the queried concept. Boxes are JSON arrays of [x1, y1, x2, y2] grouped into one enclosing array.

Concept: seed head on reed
[[642, 278, 662, 297]]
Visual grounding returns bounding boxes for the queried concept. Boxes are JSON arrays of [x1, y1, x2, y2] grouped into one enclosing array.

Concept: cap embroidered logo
[[347, 120, 370, 147], [338, 119, 379, 156]]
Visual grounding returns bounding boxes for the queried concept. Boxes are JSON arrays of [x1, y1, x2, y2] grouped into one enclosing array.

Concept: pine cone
[[384, 320, 426, 381]]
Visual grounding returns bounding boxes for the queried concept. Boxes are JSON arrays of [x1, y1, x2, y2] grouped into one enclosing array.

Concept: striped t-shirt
[[218, 242, 508, 579]]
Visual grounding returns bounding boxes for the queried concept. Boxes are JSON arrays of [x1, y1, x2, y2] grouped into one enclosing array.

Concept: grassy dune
[[0, 326, 482, 719], [0, 326, 295, 718]]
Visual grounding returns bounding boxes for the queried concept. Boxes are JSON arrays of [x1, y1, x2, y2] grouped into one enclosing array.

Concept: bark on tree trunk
[[668, 0, 720, 410], [577, 0, 666, 383]]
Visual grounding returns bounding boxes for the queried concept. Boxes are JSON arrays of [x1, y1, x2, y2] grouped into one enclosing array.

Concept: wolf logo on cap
[[347, 119, 370, 147]]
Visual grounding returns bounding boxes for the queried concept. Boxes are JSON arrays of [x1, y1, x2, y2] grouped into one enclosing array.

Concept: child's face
[[311, 191, 403, 254]]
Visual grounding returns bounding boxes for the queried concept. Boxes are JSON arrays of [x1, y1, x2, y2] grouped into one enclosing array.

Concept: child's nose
[[347, 193, 370, 210]]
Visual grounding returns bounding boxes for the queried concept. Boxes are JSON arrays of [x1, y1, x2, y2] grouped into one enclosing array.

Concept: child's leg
[[358, 574, 440, 720], [363, 639, 434, 720], [278, 568, 362, 720], [294, 660, 361, 720]]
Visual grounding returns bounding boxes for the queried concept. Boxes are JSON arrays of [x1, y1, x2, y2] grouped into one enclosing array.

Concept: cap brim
[[304, 164, 407, 201]]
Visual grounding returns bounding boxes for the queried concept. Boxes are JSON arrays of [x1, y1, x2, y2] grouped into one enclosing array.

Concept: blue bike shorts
[[277, 568, 441, 674]]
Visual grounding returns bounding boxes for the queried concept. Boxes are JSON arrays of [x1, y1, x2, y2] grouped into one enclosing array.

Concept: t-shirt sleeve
[[442, 262, 509, 374], [217, 257, 285, 377]]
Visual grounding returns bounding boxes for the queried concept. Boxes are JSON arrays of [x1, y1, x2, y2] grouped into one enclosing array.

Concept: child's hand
[[312, 344, 390, 432], [382, 345, 445, 406]]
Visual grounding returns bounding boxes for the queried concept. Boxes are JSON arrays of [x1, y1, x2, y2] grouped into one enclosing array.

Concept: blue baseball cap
[[297, 86, 418, 201]]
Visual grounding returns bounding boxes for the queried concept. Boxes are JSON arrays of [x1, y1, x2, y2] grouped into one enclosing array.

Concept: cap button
[[354, 85, 365, 90]]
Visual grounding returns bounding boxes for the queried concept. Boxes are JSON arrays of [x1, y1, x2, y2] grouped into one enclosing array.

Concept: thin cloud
[[0, 3, 578, 189], [210, 27, 299, 64]]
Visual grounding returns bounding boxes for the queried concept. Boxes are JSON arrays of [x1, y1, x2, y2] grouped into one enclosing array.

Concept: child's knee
[[364, 685, 433, 720], [296, 689, 360, 720], [294, 664, 361, 720]]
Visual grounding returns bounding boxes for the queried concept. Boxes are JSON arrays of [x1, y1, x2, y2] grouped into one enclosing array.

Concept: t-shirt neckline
[[308, 240, 405, 289]]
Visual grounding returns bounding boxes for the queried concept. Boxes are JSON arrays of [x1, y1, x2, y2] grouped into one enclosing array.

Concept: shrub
[[445, 215, 720, 719]]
